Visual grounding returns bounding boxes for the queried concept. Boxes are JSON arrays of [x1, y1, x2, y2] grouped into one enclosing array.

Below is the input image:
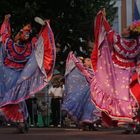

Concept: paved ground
[[0, 127, 140, 140]]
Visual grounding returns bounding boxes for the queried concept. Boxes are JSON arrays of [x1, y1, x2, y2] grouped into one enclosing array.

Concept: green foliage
[[0, 0, 117, 73]]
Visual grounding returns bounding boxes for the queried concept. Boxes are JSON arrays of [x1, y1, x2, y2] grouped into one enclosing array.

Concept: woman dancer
[[0, 15, 56, 133], [62, 52, 100, 131], [90, 8, 140, 133]]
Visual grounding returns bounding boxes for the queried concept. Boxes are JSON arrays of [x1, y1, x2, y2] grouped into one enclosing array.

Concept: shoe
[[30, 124, 34, 127], [17, 123, 26, 134], [7, 123, 11, 127], [57, 124, 61, 128], [90, 127, 98, 131], [82, 126, 89, 131], [122, 130, 132, 134], [24, 122, 29, 133], [34, 17, 45, 26], [133, 124, 140, 134], [17, 122, 29, 134]]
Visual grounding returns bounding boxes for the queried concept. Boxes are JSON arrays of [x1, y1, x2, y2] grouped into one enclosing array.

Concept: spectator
[[39, 101, 48, 127], [48, 76, 64, 127], [26, 97, 39, 127]]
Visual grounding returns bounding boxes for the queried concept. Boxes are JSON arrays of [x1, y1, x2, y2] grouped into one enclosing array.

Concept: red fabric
[[112, 54, 135, 68], [32, 37, 38, 48], [130, 72, 140, 106], [91, 11, 114, 71], [103, 14, 115, 45], [115, 37, 137, 53], [91, 44, 98, 71], [103, 16, 111, 32], [0, 19, 11, 44], [130, 72, 140, 118], [3, 41, 32, 69], [41, 24, 54, 79], [101, 112, 118, 127], [4, 58, 26, 69], [101, 112, 112, 127], [1, 104, 24, 122], [91, 11, 103, 71]]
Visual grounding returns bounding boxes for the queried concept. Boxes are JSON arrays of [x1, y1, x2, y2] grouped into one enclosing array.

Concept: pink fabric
[[90, 42, 136, 122], [90, 11, 138, 123]]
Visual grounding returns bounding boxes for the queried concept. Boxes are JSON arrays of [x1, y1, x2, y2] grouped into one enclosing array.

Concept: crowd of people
[[0, 7, 140, 135]]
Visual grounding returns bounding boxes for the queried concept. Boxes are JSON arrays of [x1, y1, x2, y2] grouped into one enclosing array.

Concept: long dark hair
[[51, 75, 64, 88], [129, 30, 140, 39]]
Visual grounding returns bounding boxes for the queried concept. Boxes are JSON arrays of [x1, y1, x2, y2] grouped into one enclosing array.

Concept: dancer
[[90, 8, 140, 133], [62, 52, 100, 131], [0, 15, 56, 133]]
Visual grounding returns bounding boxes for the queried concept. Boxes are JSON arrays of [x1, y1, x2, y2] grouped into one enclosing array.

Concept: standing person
[[48, 76, 64, 127], [39, 101, 48, 127], [62, 52, 100, 131], [82, 57, 100, 131], [0, 15, 56, 133], [32, 97, 39, 127], [26, 98, 34, 127], [26, 97, 39, 127], [90, 8, 140, 133]]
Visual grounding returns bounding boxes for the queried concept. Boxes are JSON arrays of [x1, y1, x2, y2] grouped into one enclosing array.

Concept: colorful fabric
[[1, 101, 28, 122], [62, 52, 99, 124], [90, 11, 140, 123], [0, 21, 56, 122]]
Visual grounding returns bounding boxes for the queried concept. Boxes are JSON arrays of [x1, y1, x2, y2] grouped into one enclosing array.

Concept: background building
[[113, 0, 140, 34]]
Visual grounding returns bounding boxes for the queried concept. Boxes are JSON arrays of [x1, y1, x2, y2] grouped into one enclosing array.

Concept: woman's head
[[122, 20, 140, 39], [51, 74, 64, 88], [78, 56, 84, 63], [14, 24, 32, 43], [78, 56, 92, 68], [129, 21, 140, 38], [122, 28, 130, 38], [83, 58, 92, 68]]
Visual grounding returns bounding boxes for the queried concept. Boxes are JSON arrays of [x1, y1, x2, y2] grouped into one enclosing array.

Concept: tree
[[0, 0, 117, 73]]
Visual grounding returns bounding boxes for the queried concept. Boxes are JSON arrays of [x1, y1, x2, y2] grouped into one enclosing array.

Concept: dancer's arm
[[91, 9, 114, 71], [0, 14, 11, 45], [101, 8, 116, 44]]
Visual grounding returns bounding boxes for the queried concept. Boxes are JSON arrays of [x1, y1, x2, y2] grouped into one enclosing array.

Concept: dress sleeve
[[91, 11, 115, 71], [102, 15, 116, 45], [0, 17, 11, 45]]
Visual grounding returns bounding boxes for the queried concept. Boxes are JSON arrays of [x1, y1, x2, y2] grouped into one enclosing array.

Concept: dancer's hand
[[101, 8, 106, 17], [44, 19, 50, 24], [4, 14, 11, 21]]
